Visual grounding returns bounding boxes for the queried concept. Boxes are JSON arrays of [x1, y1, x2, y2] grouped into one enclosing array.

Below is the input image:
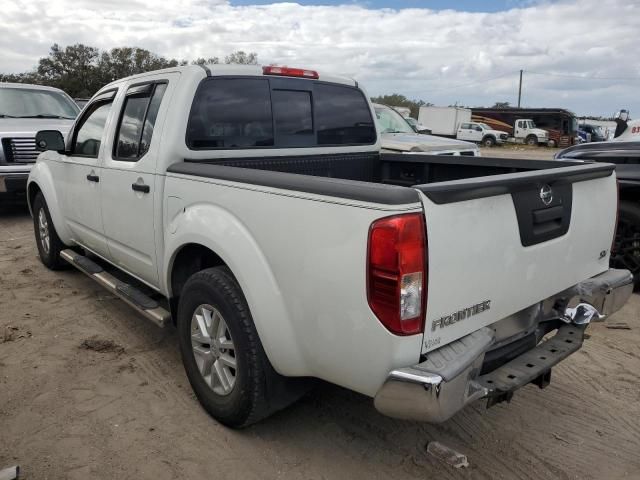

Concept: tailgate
[[417, 163, 617, 353]]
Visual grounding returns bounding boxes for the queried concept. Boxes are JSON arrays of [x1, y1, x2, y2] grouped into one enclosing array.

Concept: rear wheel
[[32, 192, 65, 270], [177, 267, 308, 427], [525, 135, 538, 146], [482, 136, 496, 147], [611, 201, 640, 288]]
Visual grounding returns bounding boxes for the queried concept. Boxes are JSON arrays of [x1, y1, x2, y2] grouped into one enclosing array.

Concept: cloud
[[1, 0, 638, 115]]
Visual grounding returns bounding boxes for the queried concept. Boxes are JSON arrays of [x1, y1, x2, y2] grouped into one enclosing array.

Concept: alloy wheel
[[38, 208, 50, 255], [190, 304, 237, 396]]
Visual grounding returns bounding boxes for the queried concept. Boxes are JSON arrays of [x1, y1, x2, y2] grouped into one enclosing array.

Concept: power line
[[525, 70, 640, 81], [399, 70, 518, 96]]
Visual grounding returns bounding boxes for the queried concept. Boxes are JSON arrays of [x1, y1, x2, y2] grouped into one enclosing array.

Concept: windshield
[[405, 117, 418, 127], [527, 121, 536, 129], [0, 87, 79, 119], [477, 123, 491, 130], [374, 105, 415, 134]]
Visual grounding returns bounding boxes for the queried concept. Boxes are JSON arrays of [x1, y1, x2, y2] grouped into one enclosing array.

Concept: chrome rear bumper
[[374, 268, 634, 422]]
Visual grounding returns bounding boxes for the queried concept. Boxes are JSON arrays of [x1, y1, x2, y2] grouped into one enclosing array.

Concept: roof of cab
[[101, 64, 357, 89]]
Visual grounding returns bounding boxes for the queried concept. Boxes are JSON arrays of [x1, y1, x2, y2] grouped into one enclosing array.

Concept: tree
[[370, 93, 432, 118], [0, 45, 260, 98], [37, 44, 101, 97], [96, 47, 179, 85], [0, 71, 40, 84], [193, 57, 220, 66], [492, 101, 511, 109], [225, 51, 258, 65]]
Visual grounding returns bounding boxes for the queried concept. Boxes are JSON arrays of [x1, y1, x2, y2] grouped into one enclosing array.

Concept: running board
[[60, 249, 170, 328]]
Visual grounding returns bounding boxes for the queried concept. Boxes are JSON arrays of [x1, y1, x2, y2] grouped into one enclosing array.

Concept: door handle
[[86, 174, 100, 183], [131, 183, 150, 193]]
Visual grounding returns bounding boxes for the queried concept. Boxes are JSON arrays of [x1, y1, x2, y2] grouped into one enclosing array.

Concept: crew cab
[[0, 83, 79, 201], [28, 64, 633, 428], [456, 121, 509, 147]]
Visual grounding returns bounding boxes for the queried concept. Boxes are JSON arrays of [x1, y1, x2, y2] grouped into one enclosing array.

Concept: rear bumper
[[374, 268, 634, 422]]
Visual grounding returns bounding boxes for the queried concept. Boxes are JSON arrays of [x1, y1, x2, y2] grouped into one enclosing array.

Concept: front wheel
[[482, 136, 496, 147], [32, 192, 65, 270], [177, 267, 306, 428], [611, 201, 640, 288], [525, 135, 538, 146]]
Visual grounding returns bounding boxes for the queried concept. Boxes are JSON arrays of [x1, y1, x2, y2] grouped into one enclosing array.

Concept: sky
[[1, 0, 638, 116]]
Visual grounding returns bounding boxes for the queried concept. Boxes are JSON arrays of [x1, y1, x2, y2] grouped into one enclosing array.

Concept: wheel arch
[[27, 181, 42, 216], [164, 207, 308, 375], [26, 163, 73, 245], [168, 243, 227, 317]]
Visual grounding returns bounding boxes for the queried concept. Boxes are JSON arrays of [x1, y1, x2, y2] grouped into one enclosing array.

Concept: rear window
[[272, 90, 313, 147], [187, 78, 273, 149], [186, 77, 375, 150]]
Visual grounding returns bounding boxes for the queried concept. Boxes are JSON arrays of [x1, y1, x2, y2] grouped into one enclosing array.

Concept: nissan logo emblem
[[540, 184, 553, 205]]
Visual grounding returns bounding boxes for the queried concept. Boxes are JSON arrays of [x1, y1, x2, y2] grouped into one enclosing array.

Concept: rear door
[[457, 123, 471, 141], [417, 164, 617, 353], [470, 124, 484, 142], [100, 74, 176, 287]]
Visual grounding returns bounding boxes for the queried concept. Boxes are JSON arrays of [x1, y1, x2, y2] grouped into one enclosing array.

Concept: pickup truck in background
[[418, 106, 545, 146], [456, 121, 509, 147], [556, 140, 640, 287], [373, 103, 479, 155], [28, 64, 633, 428], [0, 83, 79, 202]]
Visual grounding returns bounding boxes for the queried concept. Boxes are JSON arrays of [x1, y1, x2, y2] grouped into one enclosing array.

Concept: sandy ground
[[1, 167, 639, 479], [480, 144, 561, 160]]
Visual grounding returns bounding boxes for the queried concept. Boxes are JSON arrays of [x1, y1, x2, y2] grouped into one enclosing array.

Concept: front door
[[100, 77, 173, 287], [56, 91, 117, 257]]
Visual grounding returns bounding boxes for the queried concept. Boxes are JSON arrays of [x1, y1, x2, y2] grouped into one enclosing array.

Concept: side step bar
[[60, 249, 171, 327]]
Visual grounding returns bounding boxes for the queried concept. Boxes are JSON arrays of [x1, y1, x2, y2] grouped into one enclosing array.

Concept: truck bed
[[168, 152, 614, 205]]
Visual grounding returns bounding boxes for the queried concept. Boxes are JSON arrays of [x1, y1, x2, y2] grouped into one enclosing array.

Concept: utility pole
[[517, 69, 523, 108]]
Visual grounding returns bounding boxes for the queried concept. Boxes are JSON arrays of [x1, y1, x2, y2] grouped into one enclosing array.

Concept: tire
[[525, 135, 538, 146], [547, 139, 557, 148], [32, 192, 65, 270], [611, 201, 640, 289], [482, 136, 496, 147], [177, 267, 307, 427]]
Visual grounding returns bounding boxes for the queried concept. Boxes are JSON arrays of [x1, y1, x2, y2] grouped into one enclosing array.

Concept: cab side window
[[72, 101, 113, 157], [114, 82, 167, 161]]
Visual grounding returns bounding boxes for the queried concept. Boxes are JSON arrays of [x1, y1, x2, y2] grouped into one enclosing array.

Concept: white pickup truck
[[28, 64, 634, 428], [0, 83, 78, 202], [457, 121, 509, 147]]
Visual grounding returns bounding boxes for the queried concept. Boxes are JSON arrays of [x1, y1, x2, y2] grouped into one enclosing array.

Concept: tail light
[[262, 66, 319, 79], [367, 213, 427, 335]]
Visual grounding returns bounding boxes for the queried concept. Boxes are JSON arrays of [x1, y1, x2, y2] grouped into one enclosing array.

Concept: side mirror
[[35, 130, 65, 152], [417, 128, 432, 135]]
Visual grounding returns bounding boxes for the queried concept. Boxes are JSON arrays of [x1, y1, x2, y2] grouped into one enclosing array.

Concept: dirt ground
[[1, 172, 640, 479], [479, 144, 561, 160]]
